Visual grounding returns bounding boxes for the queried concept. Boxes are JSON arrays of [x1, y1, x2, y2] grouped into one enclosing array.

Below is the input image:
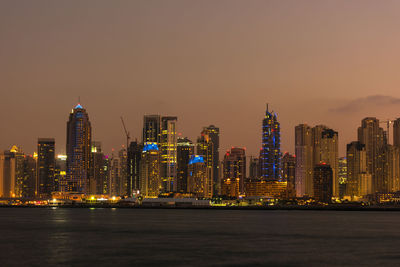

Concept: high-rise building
[[118, 147, 128, 196], [346, 142, 367, 198], [140, 143, 161, 197], [23, 155, 37, 198], [295, 124, 313, 197], [201, 125, 221, 195], [260, 105, 280, 181], [222, 147, 246, 198], [160, 116, 178, 193], [393, 118, 400, 149], [142, 115, 161, 143], [358, 117, 385, 193], [127, 141, 142, 197], [377, 144, 400, 193], [249, 157, 260, 179], [176, 137, 194, 193], [109, 154, 122, 197], [37, 138, 55, 198], [313, 164, 333, 203], [197, 132, 214, 198], [338, 157, 347, 199], [55, 154, 67, 193], [312, 125, 328, 166], [187, 155, 208, 198], [282, 152, 296, 198], [320, 129, 339, 197], [89, 142, 107, 195], [0, 146, 25, 198], [66, 104, 92, 193]]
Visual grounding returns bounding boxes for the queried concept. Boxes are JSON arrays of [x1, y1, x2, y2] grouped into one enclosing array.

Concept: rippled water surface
[[1, 208, 400, 266]]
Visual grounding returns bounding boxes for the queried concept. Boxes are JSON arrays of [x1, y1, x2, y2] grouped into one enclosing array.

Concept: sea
[[1, 207, 400, 266]]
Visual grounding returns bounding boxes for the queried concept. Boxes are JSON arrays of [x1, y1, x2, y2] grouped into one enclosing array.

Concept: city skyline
[[3, 1, 400, 157], [3, 100, 400, 159]]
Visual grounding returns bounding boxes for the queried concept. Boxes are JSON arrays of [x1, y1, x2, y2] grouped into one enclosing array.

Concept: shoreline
[[2, 204, 400, 211]]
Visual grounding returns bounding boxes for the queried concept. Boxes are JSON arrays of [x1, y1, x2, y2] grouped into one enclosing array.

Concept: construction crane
[[380, 119, 393, 143], [120, 116, 130, 150]]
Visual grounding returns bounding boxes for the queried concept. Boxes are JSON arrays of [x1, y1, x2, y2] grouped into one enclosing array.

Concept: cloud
[[329, 95, 400, 113]]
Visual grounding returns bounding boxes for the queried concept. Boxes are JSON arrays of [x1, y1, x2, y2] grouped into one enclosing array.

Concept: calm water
[[1, 208, 400, 266]]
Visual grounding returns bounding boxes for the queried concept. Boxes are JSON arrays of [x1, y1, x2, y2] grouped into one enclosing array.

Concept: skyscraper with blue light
[[140, 142, 161, 197], [66, 104, 92, 193], [260, 104, 281, 181]]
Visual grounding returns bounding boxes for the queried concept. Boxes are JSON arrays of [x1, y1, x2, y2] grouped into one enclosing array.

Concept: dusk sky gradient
[[2, 1, 400, 157]]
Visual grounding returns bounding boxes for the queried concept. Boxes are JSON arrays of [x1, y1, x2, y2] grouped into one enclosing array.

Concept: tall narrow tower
[[66, 104, 92, 193], [357, 117, 385, 193], [37, 138, 55, 198], [260, 104, 281, 181], [160, 116, 178, 192]]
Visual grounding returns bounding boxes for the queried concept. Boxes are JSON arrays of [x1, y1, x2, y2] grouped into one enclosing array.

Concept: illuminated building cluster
[[4, 103, 400, 207]]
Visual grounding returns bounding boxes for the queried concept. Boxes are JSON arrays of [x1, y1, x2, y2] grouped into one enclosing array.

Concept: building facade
[[221, 147, 246, 198], [260, 105, 281, 181], [66, 104, 92, 193], [37, 138, 55, 198], [176, 137, 194, 193]]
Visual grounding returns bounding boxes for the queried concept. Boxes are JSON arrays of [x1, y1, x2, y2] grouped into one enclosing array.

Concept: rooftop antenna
[[266, 103, 269, 112]]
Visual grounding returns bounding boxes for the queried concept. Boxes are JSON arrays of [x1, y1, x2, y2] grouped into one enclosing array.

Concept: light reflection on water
[[1, 208, 400, 266]]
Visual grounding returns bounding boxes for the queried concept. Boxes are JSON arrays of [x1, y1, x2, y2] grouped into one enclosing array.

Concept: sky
[[2, 1, 400, 157]]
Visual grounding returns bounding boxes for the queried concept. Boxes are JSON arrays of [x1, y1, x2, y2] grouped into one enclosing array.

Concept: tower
[[140, 143, 161, 197], [176, 137, 194, 193], [260, 104, 280, 181], [222, 147, 246, 198], [358, 117, 385, 193], [282, 152, 296, 198], [66, 104, 92, 193], [160, 116, 178, 193], [295, 124, 313, 197], [187, 155, 208, 198], [37, 138, 55, 198], [313, 164, 333, 203], [127, 141, 142, 197], [142, 115, 161, 143]]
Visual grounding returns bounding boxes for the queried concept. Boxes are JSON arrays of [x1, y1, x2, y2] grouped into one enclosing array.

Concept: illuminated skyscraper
[[118, 147, 128, 196], [393, 118, 400, 148], [295, 124, 313, 197], [249, 156, 260, 179], [66, 104, 92, 193], [377, 144, 400, 193], [176, 137, 194, 193], [37, 138, 55, 198], [260, 105, 280, 181], [202, 126, 220, 195], [142, 115, 161, 143], [127, 141, 142, 196], [312, 125, 328, 166], [313, 164, 333, 203], [196, 133, 214, 198], [24, 155, 37, 198], [346, 141, 367, 198], [320, 129, 339, 197], [282, 152, 296, 198], [187, 155, 208, 198], [0, 146, 24, 198], [358, 117, 385, 193], [55, 154, 67, 193], [222, 147, 246, 198], [140, 143, 161, 197], [160, 116, 178, 193], [338, 157, 347, 199], [110, 154, 122, 197]]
